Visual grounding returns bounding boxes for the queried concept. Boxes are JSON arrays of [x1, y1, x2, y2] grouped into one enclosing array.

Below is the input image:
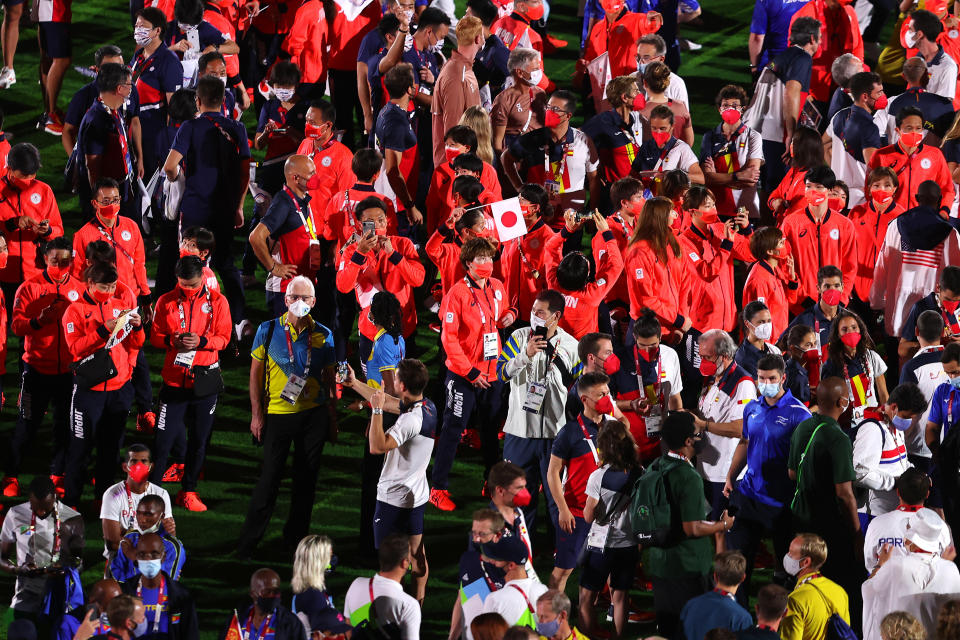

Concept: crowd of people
[[2, 0, 960, 638]]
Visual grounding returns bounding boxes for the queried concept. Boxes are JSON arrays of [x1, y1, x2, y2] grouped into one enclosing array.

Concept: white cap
[[905, 508, 946, 553]]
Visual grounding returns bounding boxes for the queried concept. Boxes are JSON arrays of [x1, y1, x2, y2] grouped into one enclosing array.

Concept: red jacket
[[150, 285, 232, 388], [441, 275, 509, 382], [424, 161, 502, 235], [499, 220, 555, 319], [584, 11, 659, 77], [322, 184, 397, 254], [0, 178, 63, 285], [604, 212, 639, 305], [285, 0, 328, 84], [425, 227, 468, 295], [866, 142, 955, 213], [72, 217, 150, 297], [61, 288, 145, 391], [780, 208, 857, 305], [848, 199, 904, 301], [203, 8, 240, 78], [336, 236, 425, 340], [326, 0, 380, 71], [544, 228, 623, 338], [492, 13, 552, 90], [298, 137, 357, 223], [624, 239, 689, 335], [768, 166, 809, 223], [789, 0, 863, 102], [12, 272, 86, 375], [678, 223, 754, 332], [742, 260, 800, 340]]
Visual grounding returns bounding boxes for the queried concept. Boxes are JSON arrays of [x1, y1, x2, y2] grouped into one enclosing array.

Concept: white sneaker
[[0, 67, 16, 89]]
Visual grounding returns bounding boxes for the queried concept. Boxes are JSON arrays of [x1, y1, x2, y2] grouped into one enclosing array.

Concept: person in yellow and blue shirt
[[237, 275, 336, 557]]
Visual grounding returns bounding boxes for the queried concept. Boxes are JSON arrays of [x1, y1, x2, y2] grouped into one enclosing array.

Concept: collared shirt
[[474, 34, 510, 98], [344, 574, 421, 640], [509, 126, 599, 210], [129, 43, 181, 110], [928, 381, 960, 442], [256, 98, 309, 160], [373, 102, 419, 211], [852, 413, 910, 515], [582, 108, 644, 184], [630, 136, 698, 181], [781, 574, 850, 640], [863, 507, 953, 571], [78, 100, 133, 182], [733, 339, 781, 378], [838, 104, 884, 164], [749, 0, 808, 68], [680, 590, 753, 640], [699, 122, 763, 214], [262, 186, 317, 293], [377, 399, 438, 508], [551, 414, 601, 516], [902, 292, 959, 342], [900, 345, 947, 456], [786, 301, 843, 350], [923, 46, 959, 100], [885, 88, 954, 140], [698, 362, 758, 482]]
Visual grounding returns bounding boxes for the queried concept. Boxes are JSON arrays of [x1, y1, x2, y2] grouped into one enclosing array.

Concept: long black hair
[[370, 291, 403, 345]]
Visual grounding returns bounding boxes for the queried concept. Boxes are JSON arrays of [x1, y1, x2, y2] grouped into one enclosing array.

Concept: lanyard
[[576, 414, 599, 464], [515, 238, 540, 279], [244, 609, 275, 640], [343, 190, 357, 228], [514, 508, 533, 562], [634, 348, 664, 408], [713, 588, 734, 598], [936, 293, 960, 336], [842, 355, 873, 405], [666, 451, 688, 462], [284, 186, 316, 240], [283, 318, 312, 376], [949, 389, 956, 432], [123, 482, 136, 526], [130, 48, 160, 85], [176, 288, 214, 337], [507, 584, 535, 613], [543, 142, 571, 185], [95, 220, 136, 265], [897, 504, 922, 512], [652, 139, 676, 172], [614, 213, 634, 238], [137, 575, 167, 634], [466, 277, 496, 329], [99, 99, 131, 178], [29, 507, 61, 563], [798, 572, 822, 587], [368, 577, 375, 603]]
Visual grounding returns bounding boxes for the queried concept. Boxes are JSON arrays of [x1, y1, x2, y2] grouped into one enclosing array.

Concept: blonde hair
[[943, 111, 960, 144], [795, 533, 828, 570], [456, 16, 483, 45], [606, 75, 639, 109], [459, 106, 494, 165], [881, 611, 926, 640], [937, 600, 960, 640], [291, 534, 332, 593]]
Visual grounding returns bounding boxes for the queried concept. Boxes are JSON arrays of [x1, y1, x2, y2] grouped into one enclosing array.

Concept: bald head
[[90, 579, 122, 608], [903, 57, 929, 86], [135, 533, 165, 563], [284, 155, 315, 193], [817, 376, 849, 417], [250, 568, 281, 597]]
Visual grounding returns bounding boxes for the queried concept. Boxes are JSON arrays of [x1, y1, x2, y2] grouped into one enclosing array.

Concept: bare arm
[[501, 149, 524, 192], [583, 495, 599, 524], [130, 116, 144, 178], [384, 148, 415, 210], [682, 510, 734, 537], [926, 420, 941, 455], [668, 393, 683, 411], [748, 33, 765, 67], [725, 439, 749, 490], [547, 454, 574, 531], [706, 418, 743, 439], [687, 161, 705, 185], [163, 149, 183, 182], [250, 357, 266, 440], [101, 518, 123, 553], [783, 79, 802, 142], [492, 123, 507, 154], [368, 405, 399, 455], [835, 481, 861, 533], [378, 28, 407, 74], [62, 124, 78, 157], [85, 155, 102, 188], [358, 61, 373, 133]]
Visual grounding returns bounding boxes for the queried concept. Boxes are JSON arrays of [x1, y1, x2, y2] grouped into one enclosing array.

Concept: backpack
[[630, 456, 683, 547]]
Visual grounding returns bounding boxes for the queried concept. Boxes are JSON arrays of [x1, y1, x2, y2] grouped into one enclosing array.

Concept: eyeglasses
[[97, 197, 122, 205], [544, 105, 569, 114], [285, 294, 315, 302]]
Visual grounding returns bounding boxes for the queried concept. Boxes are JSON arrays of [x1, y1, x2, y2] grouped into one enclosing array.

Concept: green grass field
[[0, 0, 769, 637]]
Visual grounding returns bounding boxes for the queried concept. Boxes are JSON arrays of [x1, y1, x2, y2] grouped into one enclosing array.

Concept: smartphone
[[533, 325, 548, 339], [362, 220, 376, 237], [336, 361, 349, 382]]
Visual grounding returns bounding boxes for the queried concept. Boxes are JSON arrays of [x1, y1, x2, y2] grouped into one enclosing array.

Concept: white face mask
[[274, 87, 295, 102], [782, 552, 802, 576], [402, 8, 414, 21], [178, 21, 198, 33], [905, 30, 920, 48], [526, 68, 543, 86], [753, 321, 773, 342], [139, 521, 161, 534], [134, 26, 153, 46], [431, 37, 445, 53], [288, 299, 312, 318], [530, 312, 546, 331]]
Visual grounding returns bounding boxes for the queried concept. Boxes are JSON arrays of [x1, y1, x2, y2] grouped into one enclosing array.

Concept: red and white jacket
[[12, 271, 86, 376], [678, 223, 753, 332]]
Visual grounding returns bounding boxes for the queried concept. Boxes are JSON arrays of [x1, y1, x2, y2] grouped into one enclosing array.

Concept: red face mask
[[91, 289, 112, 303], [96, 203, 121, 221], [699, 357, 718, 377], [473, 261, 494, 279], [7, 174, 33, 191], [305, 174, 323, 191], [374, 227, 388, 236], [600, 0, 624, 14], [699, 208, 720, 224], [304, 123, 324, 139], [179, 282, 202, 293], [873, 93, 888, 110], [520, 203, 535, 218], [522, 2, 544, 19], [601, 352, 621, 375], [544, 110, 563, 128], [822, 288, 842, 306], [827, 196, 844, 211], [805, 189, 827, 207], [628, 200, 644, 215], [180, 247, 200, 258], [943, 299, 960, 315], [445, 146, 462, 164], [47, 264, 67, 280], [0, 253, 8, 269], [594, 394, 614, 414], [512, 487, 532, 507], [720, 108, 741, 125], [631, 93, 646, 111], [127, 462, 150, 484], [636, 345, 659, 362], [870, 187, 894, 205], [651, 130, 671, 147], [900, 130, 923, 148], [840, 331, 862, 348]]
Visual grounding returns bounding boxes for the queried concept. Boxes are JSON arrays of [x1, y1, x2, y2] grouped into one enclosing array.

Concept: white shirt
[[862, 507, 954, 571], [853, 417, 912, 516], [377, 402, 435, 508], [925, 50, 959, 101], [697, 364, 758, 483], [99, 481, 173, 556], [862, 553, 960, 640], [0, 502, 80, 611], [344, 574, 421, 640], [902, 346, 949, 458], [652, 138, 699, 176], [481, 577, 547, 627]]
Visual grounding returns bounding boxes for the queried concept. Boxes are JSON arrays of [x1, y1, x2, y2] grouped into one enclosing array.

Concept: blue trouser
[[132, 349, 153, 412], [502, 434, 559, 533], [149, 385, 219, 492], [432, 371, 503, 490], [6, 365, 72, 477]]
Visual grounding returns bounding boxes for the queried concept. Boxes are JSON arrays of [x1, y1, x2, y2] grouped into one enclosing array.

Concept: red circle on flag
[[501, 210, 518, 227]]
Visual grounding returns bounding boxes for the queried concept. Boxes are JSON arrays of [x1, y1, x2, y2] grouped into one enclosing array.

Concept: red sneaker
[[2, 477, 19, 497], [44, 112, 64, 135], [542, 34, 568, 53], [137, 412, 157, 433], [429, 322, 442, 334], [429, 488, 456, 511], [461, 428, 482, 450], [176, 490, 208, 512], [49, 475, 65, 498], [162, 464, 184, 483]]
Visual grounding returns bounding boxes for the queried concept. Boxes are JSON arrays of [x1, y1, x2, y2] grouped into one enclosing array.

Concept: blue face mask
[[891, 415, 913, 431], [132, 619, 148, 638], [758, 382, 780, 398], [949, 376, 960, 390], [138, 558, 162, 579], [637, 61, 648, 74], [536, 617, 561, 638]]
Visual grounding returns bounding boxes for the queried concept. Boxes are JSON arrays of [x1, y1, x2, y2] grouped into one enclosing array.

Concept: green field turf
[[0, 1, 771, 638]]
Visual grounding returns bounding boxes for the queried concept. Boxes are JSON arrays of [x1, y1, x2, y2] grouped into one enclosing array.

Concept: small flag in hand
[[489, 197, 527, 242], [225, 610, 243, 640]]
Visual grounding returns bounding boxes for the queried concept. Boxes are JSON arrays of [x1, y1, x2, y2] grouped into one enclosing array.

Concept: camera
[[573, 209, 592, 223]]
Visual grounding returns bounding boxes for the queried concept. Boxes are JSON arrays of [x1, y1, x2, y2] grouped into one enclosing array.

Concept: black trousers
[[131, 349, 153, 412], [6, 365, 72, 477], [725, 490, 794, 609], [651, 573, 710, 639], [212, 228, 245, 324], [328, 69, 360, 150], [63, 381, 134, 505], [238, 406, 329, 551], [149, 385, 219, 492]]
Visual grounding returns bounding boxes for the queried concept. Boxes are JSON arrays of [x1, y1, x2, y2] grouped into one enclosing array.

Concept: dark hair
[[97, 62, 132, 94], [93, 177, 120, 198], [633, 307, 661, 339], [817, 265, 843, 286], [790, 127, 825, 171], [356, 195, 388, 219], [7, 143, 41, 176], [455, 208, 486, 236], [396, 358, 429, 395], [270, 60, 301, 87], [198, 50, 226, 75], [370, 291, 403, 342], [44, 236, 72, 254], [578, 332, 612, 362], [459, 237, 497, 269], [95, 45, 123, 67], [578, 370, 610, 394], [943, 342, 960, 365], [138, 494, 166, 511], [756, 584, 789, 623], [445, 125, 478, 152], [917, 310, 944, 343], [648, 103, 675, 126], [28, 475, 56, 500], [85, 240, 117, 267], [452, 153, 483, 175], [127, 443, 152, 462], [195, 74, 225, 107], [307, 98, 336, 125], [138, 7, 167, 30], [418, 6, 452, 28], [175, 256, 204, 280], [867, 166, 898, 191], [452, 176, 483, 206], [352, 149, 383, 182], [888, 382, 929, 415], [896, 467, 932, 506], [750, 226, 783, 262], [377, 533, 410, 571], [596, 420, 638, 471], [715, 84, 748, 109], [85, 260, 118, 285], [550, 89, 577, 114], [911, 9, 944, 41], [487, 460, 525, 490], [848, 71, 881, 103], [168, 88, 198, 122], [658, 169, 689, 202], [661, 411, 696, 450], [519, 183, 552, 221], [743, 300, 769, 326], [832, 180, 849, 213], [610, 177, 642, 209], [384, 63, 415, 100], [535, 289, 565, 315], [643, 61, 672, 94], [790, 16, 821, 46], [804, 165, 836, 190], [557, 252, 590, 291], [896, 105, 924, 128], [826, 309, 873, 367], [757, 353, 786, 375], [704, 630, 737, 640], [682, 185, 715, 211], [917, 179, 942, 208], [942, 266, 960, 293], [174, 0, 204, 25], [466, 0, 498, 26], [182, 226, 215, 252], [378, 13, 400, 37], [785, 323, 815, 349]]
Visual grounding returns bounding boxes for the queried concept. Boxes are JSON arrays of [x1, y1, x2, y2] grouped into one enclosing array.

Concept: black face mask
[[468, 532, 482, 552], [692, 433, 707, 456], [256, 595, 281, 613]]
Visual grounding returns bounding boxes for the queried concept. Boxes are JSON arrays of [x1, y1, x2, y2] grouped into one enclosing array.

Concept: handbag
[[808, 582, 859, 640], [191, 362, 224, 396], [72, 349, 118, 389]]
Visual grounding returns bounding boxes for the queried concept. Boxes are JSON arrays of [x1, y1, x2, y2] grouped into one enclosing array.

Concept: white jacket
[[852, 417, 911, 516]]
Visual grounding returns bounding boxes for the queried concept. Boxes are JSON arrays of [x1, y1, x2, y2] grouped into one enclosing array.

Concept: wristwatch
[[372, 408, 383, 415]]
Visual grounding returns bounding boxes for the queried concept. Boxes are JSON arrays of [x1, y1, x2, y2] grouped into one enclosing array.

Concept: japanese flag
[[489, 197, 527, 242]]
